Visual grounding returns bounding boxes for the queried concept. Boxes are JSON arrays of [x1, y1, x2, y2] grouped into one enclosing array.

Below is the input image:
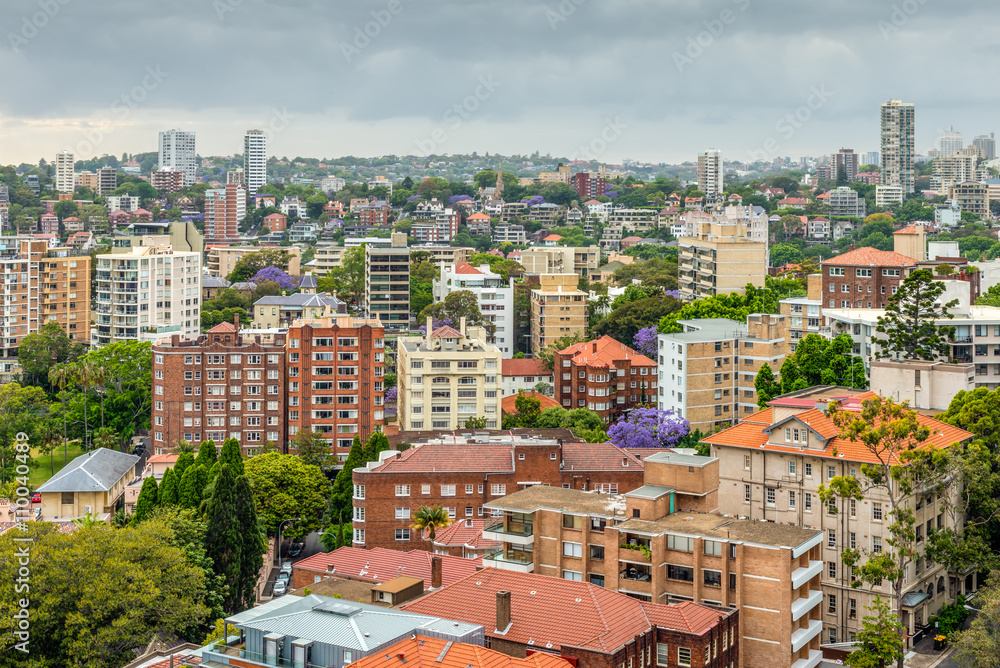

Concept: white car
[[280, 562, 293, 575], [273, 580, 287, 597]]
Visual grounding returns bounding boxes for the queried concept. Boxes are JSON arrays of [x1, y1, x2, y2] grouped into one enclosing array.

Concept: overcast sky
[[1, 0, 997, 167]]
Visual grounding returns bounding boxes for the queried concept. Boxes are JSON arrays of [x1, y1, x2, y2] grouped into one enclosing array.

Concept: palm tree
[[173, 439, 195, 454], [91, 363, 107, 429], [75, 360, 94, 450], [72, 512, 100, 529], [411, 505, 452, 541], [48, 364, 73, 465], [38, 420, 62, 476]]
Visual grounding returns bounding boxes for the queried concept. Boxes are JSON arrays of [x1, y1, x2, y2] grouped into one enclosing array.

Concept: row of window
[[289, 338, 384, 349], [166, 353, 280, 365], [828, 267, 900, 277], [395, 483, 508, 496]]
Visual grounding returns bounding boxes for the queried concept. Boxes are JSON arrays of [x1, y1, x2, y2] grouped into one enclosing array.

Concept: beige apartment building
[[365, 233, 410, 333], [677, 220, 766, 301], [205, 245, 301, 278], [519, 247, 599, 279], [529, 273, 587, 356], [410, 245, 474, 269], [483, 451, 824, 668], [780, 274, 823, 352], [932, 150, 977, 192], [397, 317, 502, 431], [949, 182, 989, 219], [657, 315, 787, 432], [705, 386, 975, 646], [313, 242, 345, 273]]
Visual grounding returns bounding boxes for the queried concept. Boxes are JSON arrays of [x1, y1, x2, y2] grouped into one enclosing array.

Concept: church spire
[[495, 161, 504, 195]]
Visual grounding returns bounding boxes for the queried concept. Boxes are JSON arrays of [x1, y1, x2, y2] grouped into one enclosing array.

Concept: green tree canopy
[[132, 475, 159, 523], [16, 321, 85, 390], [244, 452, 330, 537], [204, 464, 265, 613], [658, 286, 780, 334], [227, 249, 293, 283], [874, 269, 957, 361], [418, 290, 495, 338]]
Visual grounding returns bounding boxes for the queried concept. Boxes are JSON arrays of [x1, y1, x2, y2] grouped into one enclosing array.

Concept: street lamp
[[277, 517, 301, 570]]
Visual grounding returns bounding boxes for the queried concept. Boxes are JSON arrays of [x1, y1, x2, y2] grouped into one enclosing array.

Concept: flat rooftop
[[484, 485, 626, 518], [616, 512, 821, 549], [659, 319, 747, 342], [625, 484, 674, 500], [644, 451, 716, 468]]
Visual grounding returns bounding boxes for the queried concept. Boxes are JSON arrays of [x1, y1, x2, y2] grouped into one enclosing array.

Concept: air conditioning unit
[[84, 505, 92, 515]]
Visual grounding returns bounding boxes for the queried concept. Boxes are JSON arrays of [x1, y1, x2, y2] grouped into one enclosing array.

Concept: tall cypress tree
[[159, 467, 179, 506], [219, 438, 244, 476], [205, 464, 242, 612], [174, 452, 194, 478], [133, 476, 158, 523], [180, 463, 206, 509], [331, 436, 364, 519], [195, 440, 218, 470]]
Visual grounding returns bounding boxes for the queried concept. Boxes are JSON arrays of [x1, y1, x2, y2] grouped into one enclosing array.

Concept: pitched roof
[[299, 273, 318, 289], [430, 325, 463, 338], [37, 448, 139, 493], [207, 321, 237, 334], [893, 225, 923, 235], [822, 247, 917, 267], [453, 262, 484, 275], [561, 441, 643, 471], [467, 212, 491, 220], [401, 569, 728, 652], [621, 236, 643, 242], [501, 392, 561, 415], [702, 395, 973, 465], [501, 358, 549, 377], [350, 634, 572, 668], [557, 335, 656, 369], [369, 442, 516, 474], [293, 547, 481, 589], [428, 518, 500, 551], [542, 234, 562, 241]]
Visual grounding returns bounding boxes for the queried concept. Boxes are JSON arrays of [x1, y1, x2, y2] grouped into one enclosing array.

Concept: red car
[[31, 493, 40, 504]]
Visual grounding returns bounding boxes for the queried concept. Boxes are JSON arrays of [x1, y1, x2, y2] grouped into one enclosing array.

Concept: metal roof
[[624, 484, 675, 500], [643, 451, 717, 468], [901, 591, 931, 608], [37, 448, 139, 493]]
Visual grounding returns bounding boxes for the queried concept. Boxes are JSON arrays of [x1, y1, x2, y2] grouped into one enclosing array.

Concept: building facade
[[365, 233, 410, 333], [820, 247, 914, 310], [55, 150, 74, 193], [243, 129, 267, 195], [828, 186, 866, 219], [949, 182, 989, 218], [554, 335, 657, 423], [158, 129, 197, 186], [677, 220, 767, 301], [433, 263, 516, 356], [520, 247, 600, 279], [881, 99, 915, 195], [529, 274, 588, 356], [697, 149, 723, 200], [205, 184, 247, 243]]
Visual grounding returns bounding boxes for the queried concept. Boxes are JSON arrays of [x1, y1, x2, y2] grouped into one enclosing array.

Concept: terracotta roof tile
[[562, 441, 643, 471], [502, 358, 550, 377], [293, 547, 480, 589], [428, 518, 500, 551], [370, 442, 515, 473], [453, 262, 484, 275], [822, 247, 917, 267], [430, 325, 463, 338], [501, 392, 561, 415], [350, 635, 573, 668], [543, 234, 563, 241], [558, 336, 656, 369], [893, 225, 923, 235], [207, 321, 237, 334], [467, 212, 491, 220]]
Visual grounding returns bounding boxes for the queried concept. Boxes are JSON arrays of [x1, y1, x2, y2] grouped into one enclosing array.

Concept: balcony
[[790, 619, 823, 653], [483, 521, 534, 546], [791, 650, 823, 668], [483, 550, 534, 573], [791, 560, 823, 589], [791, 589, 822, 621]]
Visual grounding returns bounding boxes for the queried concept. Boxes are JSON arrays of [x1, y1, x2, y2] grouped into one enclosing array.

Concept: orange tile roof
[[893, 225, 923, 235], [467, 212, 491, 220], [822, 247, 916, 267], [428, 518, 500, 551], [430, 325, 463, 338], [350, 634, 573, 668], [502, 358, 550, 377], [147, 453, 179, 464], [501, 391, 561, 415], [558, 335, 656, 369], [401, 569, 728, 652], [453, 262, 484, 275], [543, 234, 563, 241], [207, 321, 237, 334], [703, 398, 973, 465], [293, 547, 481, 589]]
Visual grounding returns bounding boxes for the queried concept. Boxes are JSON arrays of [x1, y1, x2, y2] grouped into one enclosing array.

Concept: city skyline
[[2, 0, 999, 165]]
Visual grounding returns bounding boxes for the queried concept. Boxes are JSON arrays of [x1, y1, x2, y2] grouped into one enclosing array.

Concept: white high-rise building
[[974, 134, 996, 160], [243, 130, 267, 195], [158, 129, 197, 186], [939, 128, 964, 157], [55, 150, 74, 193], [697, 149, 723, 199], [881, 99, 915, 195], [433, 263, 516, 357], [864, 150, 879, 167]]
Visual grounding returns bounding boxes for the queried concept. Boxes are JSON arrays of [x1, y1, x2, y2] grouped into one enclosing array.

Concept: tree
[[244, 452, 330, 537], [227, 248, 292, 282], [874, 269, 958, 361], [64, 341, 152, 442], [204, 464, 265, 613], [658, 286, 778, 334], [53, 198, 80, 220], [48, 363, 74, 465], [819, 396, 957, 668], [17, 321, 85, 390], [362, 431, 390, 462], [0, 383, 48, 484], [951, 574, 1000, 667], [318, 246, 366, 305], [195, 440, 217, 470], [0, 520, 210, 668], [976, 282, 1000, 307], [292, 429, 332, 469], [537, 332, 588, 372], [218, 437, 244, 477], [464, 416, 489, 429], [607, 408, 690, 449], [418, 290, 496, 338], [592, 296, 681, 343], [133, 475, 159, 523], [754, 363, 783, 408], [180, 463, 207, 509], [632, 326, 658, 358], [501, 392, 542, 429], [330, 436, 364, 520], [159, 467, 180, 506], [777, 333, 867, 391], [844, 597, 905, 668], [411, 505, 452, 541], [174, 451, 194, 477]]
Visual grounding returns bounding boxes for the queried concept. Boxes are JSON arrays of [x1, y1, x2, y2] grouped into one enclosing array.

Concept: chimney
[[460, 316, 467, 338], [426, 316, 433, 347], [592, 341, 597, 353], [496, 590, 511, 632], [233, 313, 240, 331], [431, 555, 442, 588]]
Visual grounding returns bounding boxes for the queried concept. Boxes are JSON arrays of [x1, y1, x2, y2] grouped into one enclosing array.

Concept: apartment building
[[151, 321, 286, 455], [55, 150, 74, 193], [932, 151, 977, 192], [721, 206, 769, 244], [554, 336, 657, 423], [150, 168, 186, 193], [881, 99, 915, 195], [821, 247, 914, 310], [204, 183, 247, 243], [529, 274, 587, 356], [0, 240, 91, 383], [657, 315, 787, 432], [313, 243, 345, 273], [834, 149, 859, 182], [519, 247, 599, 279], [949, 181, 989, 218], [251, 290, 344, 330], [351, 431, 646, 550], [403, 568, 738, 668], [607, 208, 659, 235], [974, 134, 996, 160], [677, 220, 767, 302], [205, 245, 301, 278], [96, 166, 118, 195], [479, 452, 823, 668], [433, 263, 515, 356], [158, 129, 197, 186], [778, 275, 824, 352], [571, 172, 607, 199], [705, 386, 974, 644], [501, 358, 554, 397], [365, 233, 410, 333], [493, 223, 527, 245], [827, 187, 866, 219], [411, 245, 474, 269], [698, 149, 723, 200], [93, 242, 201, 346], [466, 211, 492, 235], [396, 319, 503, 431], [243, 129, 267, 195]]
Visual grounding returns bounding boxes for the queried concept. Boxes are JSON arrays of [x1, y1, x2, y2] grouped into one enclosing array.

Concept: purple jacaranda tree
[[384, 387, 398, 418], [522, 195, 545, 206], [606, 191, 619, 199], [449, 195, 472, 204], [407, 195, 422, 202], [416, 317, 456, 335], [664, 290, 680, 300], [607, 407, 690, 449], [632, 326, 658, 358], [252, 266, 297, 291]]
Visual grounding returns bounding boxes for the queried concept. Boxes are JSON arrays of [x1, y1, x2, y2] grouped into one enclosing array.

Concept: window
[[353, 506, 365, 522], [490, 484, 506, 496], [666, 565, 693, 581], [729, 573, 737, 589], [849, 598, 857, 619], [743, 484, 750, 502], [590, 545, 605, 560], [849, 498, 856, 517], [872, 536, 882, 553], [830, 267, 845, 276], [395, 507, 410, 519], [562, 570, 582, 581], [766, 487, 776, 505], [828, 593, 837, 613], [563, 541, 582, 558], [704, 540, 722, 556], [666, 535, 693, 552], [828, 561, 837, 578], [441, 484, 456, 496], [873, 505, 883, 521], [789, 460, 796, 475], [827, 465, 836, 479], [805, 462, 812, 477], [395, 485, 410, 496], [395, 529, 410, 541], [789, 491, 796, 509], [805, 493, 812, 511], [421, 484, 431, 495], [353, 528, 365, 544], [677, 648, 691, 667], [743, 454, 751, 470], [656, 644, 670, 667], [850, 532, 856, 549], [828, 529, 836, 547], [704, 570, 722, 587]]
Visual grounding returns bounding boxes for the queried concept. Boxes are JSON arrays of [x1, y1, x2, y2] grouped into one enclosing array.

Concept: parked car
[[30, 492, 40, 504], [280, 562, 293, 575], [287, 542, 303, 558], [276, 571, 290, 585], [272, 580, 287, 597]]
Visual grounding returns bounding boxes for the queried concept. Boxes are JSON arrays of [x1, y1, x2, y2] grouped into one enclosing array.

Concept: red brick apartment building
[[152, 321, 286, 454], [821, 247, 915, 309], [351, 430, 646, 550], [286, 315, 386, 459], [554, 336, 657, 422], [571, 171, 607, 199], [291, 546, 479, 592], [402, 568, 739, 668]]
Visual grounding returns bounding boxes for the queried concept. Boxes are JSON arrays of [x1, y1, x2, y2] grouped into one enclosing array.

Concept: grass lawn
[[29, 442, 85, 490]]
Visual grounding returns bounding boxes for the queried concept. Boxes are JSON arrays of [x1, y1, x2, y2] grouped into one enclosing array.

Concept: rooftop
[[37, 448, 139, 494], [643, 451, 717, 468], [658, 318, 748, 342], [501, 391, 561, 415], [501, 358, 549, 377], [294, 547, 481, 589], [822, 247, 917, 267], [428, 518, 499, 551], [557, 335, 656, 368], [349, 634, 572, 668], [484, 485, 628, 519], [616, 511, 822, 549]]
